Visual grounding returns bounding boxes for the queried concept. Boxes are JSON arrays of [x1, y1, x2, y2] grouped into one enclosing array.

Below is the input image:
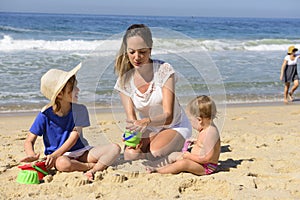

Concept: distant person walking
[[280, 46, 300, 103]]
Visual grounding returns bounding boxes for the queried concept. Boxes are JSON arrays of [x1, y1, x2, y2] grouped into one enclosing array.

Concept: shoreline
[[0, 100, 298, 117]]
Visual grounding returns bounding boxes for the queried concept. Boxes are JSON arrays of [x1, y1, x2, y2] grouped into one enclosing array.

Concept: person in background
[[280, 46, 300, 103]]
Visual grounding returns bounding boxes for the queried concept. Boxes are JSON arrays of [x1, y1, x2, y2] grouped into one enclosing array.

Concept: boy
[[21, 63, 120, 180]]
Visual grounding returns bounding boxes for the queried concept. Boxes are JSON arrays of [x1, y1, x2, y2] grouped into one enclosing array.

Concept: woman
[[114, 24, 192, 160], [280, 45, 300, 103]]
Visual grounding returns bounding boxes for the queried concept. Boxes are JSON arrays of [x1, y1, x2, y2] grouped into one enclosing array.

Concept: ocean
[[1, 12, 300, 113]]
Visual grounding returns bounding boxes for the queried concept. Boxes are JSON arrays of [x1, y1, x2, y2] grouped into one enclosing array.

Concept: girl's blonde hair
[[114, 24, 153, 87], [187, 95, 217, 119]]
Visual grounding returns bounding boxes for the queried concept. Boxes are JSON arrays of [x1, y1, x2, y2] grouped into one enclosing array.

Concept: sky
[[0, 0, 300, 18]]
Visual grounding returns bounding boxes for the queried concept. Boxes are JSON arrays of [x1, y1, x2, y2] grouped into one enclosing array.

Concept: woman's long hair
[[114, 24, 153, 87]]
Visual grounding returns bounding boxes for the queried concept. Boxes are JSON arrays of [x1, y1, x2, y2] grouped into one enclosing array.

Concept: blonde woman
[[114, 24, 192, 161]]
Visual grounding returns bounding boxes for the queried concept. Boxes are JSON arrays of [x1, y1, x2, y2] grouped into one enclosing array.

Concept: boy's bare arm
[[20, 132, 40, 162], [51, 127, 82, 158]]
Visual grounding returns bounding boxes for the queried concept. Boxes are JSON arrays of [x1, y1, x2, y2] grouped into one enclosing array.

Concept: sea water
[[1, 12, 300, 112]]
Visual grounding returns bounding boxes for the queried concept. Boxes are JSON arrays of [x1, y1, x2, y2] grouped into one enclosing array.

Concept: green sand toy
[[16, 170, 40, 184], [18, 161, 48, 180], [123, 130, 142, 147]]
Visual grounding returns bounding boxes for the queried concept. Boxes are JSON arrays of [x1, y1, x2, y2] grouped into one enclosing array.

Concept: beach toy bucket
[[16, 170, 40, 184], [18, 161, 48, 181], [123, 130, 142, 147]]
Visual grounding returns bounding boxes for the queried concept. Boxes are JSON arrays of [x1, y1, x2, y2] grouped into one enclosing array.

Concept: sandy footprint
[[178, 178, 198, 193]]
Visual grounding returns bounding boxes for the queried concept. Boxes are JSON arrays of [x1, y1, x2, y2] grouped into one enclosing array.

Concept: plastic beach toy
[[18, 161, 48, 180], [16, 170, 40, 184], [123, 130, 142, 147]]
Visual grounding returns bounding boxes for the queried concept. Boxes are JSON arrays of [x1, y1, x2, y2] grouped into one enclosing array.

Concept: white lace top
[[114, 60, 187, 132]]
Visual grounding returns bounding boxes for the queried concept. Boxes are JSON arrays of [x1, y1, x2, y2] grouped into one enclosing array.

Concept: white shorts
[[63, 146, 93, 159], [147, 112, 192, 139], [171, 113, 192, 139]]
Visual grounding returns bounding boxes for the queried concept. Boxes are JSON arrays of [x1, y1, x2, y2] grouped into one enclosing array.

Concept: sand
[[0, 103, 300, 200]]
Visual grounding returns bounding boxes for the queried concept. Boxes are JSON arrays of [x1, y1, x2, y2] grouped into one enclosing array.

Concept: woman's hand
[[45, 154, 57, 170], [126, 118, 151, 133], [20, 153, 40, 162]]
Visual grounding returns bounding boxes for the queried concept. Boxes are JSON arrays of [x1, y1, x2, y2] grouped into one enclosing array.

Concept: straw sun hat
[[288, 46, 298, 54], [40, 63, 81, 112]]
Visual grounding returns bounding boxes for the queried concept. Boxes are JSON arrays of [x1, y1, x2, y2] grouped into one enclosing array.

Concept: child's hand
[[20, 153, 40, 162], [188, 139, 197, 144], [182, 152, 191, 159], [45, 154, 57, 170]]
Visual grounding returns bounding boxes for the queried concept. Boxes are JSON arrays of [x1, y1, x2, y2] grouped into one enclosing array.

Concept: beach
[[0, 103, 299, 200], [1, 12, 300, 200]]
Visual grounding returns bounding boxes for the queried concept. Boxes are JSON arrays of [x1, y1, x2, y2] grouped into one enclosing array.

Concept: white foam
[[0, 25, 33, 33], [153, 38, 299, 52], [0, 35, 121, 52], [0, 35, 299, 52]]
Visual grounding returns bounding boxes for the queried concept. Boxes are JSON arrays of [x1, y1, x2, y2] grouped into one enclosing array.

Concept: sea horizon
[[2, 11, 300, 20]]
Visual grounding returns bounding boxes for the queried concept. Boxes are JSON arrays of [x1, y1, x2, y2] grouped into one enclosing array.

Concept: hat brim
[[41, 63, 82, 112], [288, 47, 298, 54]]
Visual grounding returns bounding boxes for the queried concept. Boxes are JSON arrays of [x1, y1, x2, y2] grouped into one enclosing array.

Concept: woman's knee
[[150, 134, 185, 158], [150, 147, 177, 159], [55, 156, 72, 172]]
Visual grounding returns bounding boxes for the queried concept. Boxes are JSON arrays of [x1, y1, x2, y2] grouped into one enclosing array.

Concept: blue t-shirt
[[30, 103, 90, 155]]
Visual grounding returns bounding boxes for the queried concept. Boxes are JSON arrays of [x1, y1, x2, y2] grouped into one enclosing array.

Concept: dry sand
[[0, 103, 300, 200]]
